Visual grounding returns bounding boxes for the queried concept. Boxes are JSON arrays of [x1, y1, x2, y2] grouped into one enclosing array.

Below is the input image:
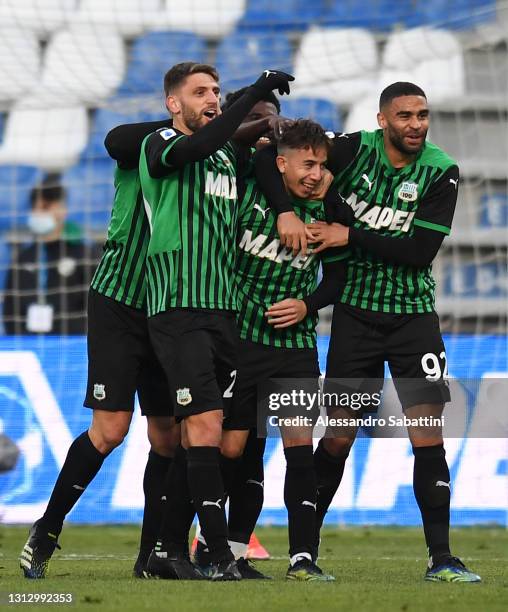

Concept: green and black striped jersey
[[329, 129, 458, 314], [90, 167, 148, 309], [236, 180, 348, 348], [139, 127, 239, 316]]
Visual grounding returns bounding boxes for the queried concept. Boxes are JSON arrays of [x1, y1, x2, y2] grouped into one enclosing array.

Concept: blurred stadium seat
[[379, 28, 465, 102], [0, 0, 77, 38], [279, 98, 342, 132], [0, 165, 42, 231], [292, 27, 378, 105], [157, 0, 246, 39], [35, 24, 126, 106], [0, 27, 41, 103], [239, 0, 327, 32], [73, 0, 160, 38], [84, 106, 168, 160], [118, 31, 207, 96], [63, 158, 116, 228], [343, 96, 379, 133], [216, 29, 293, 92], [0, 105, 88, 171]]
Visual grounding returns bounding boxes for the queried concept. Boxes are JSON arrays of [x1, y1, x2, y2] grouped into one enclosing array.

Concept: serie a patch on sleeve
[[158, 128, 177, 141]]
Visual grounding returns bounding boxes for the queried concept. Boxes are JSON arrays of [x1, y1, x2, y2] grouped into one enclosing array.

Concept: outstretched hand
[[252, 70, 295, 96]]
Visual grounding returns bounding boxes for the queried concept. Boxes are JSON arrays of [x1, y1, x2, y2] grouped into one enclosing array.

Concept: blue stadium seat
[[84, 107, 168, 160], [239, 0, 327, 32], [419, 0, 496, 29], [63, 158, 116, 229], [443, 261, 506, 298], [216, 30, 293, 93], [0, 165, 43, 232], [0, 113, 4, 145], [325, 0, 495, 30], [117, 31, 207, 96], [479, 194, 508, 227], [279, 98, 342, 132]]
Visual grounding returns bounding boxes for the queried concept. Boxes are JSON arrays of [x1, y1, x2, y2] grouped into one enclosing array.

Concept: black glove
[[250, 70, 295, 96]]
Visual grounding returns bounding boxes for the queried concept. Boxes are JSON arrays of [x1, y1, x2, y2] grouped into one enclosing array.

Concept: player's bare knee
[[186, 410, 223, 447], [88, 410, 131, 452], [147, 417, 180, 457], [324, 436, 353, 457]]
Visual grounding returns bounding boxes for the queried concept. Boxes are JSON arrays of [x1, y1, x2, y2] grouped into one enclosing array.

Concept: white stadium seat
[[73, 0, 161, 38], [292, 27, 379, 106], [0, 0, 77, 38], [0, 105, 88, 170], [344, 96, 380, 133], [0, 27, 41, 102], [155, 0, 246, 39], [35, 24, 126, 106], [380, 28, 465, 102]]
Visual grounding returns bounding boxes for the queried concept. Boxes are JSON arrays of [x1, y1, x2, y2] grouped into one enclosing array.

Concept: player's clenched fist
[[251, 70, 295, 96]]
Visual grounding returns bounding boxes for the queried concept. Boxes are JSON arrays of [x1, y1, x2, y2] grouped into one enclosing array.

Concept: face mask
[[27, 212, 57, 236]]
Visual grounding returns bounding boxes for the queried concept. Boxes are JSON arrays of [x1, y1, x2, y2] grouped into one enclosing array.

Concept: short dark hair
[[222, 86, 281, 113], [379, 82, 427, 110], [276, 119, 331, 155], [30, 173, 65, 208], [163, 62, 219, 96]]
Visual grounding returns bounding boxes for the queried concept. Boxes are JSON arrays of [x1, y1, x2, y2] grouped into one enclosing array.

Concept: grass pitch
[[1, 525, 507, 611]]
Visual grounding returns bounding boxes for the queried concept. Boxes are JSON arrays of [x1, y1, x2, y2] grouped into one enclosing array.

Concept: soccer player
[[256, 82, 481, 583], [19, 118, 180, 580], [128, 62, 293, 580], [219, 119, 348, 581]]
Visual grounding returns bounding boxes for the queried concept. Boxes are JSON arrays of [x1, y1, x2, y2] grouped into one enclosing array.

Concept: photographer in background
[[3, 175, 99, 335]]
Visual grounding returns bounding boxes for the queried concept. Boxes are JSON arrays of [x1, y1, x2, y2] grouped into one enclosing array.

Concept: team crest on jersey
[[398, 182, 418, 201], [176, 387, 192, 406], [93, 384, 106, 401]]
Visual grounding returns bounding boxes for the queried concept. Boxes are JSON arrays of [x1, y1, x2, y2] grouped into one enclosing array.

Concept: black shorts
[[84, 289, 173, 416], [223, 339, 320, 431], [325, 303, 450, 410], [148, 308, 238, 419]]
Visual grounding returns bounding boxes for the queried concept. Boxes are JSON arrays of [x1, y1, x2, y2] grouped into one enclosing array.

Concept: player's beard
[[181, 105, 207, 133], [388, 125, 427, 156]]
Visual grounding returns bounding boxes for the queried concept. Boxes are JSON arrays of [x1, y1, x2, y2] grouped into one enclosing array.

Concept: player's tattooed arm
[[265, 257, 346, 328], [104, 120, 171, 169], [254, 144, 314, 256]]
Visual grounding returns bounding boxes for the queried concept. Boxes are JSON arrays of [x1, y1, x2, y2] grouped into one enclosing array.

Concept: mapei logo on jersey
[[397, 181, 418, 202], [346, 192, 415, 232], [239, 229, 314, 269], [158, 128, 177, 141], [176, 387, 192, 406], [205, 172, 237, 200], [93, 384, 106, 401]]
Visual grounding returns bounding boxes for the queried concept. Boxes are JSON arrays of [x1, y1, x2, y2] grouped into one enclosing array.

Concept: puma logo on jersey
[[302, 500, 317, 510], [362, 174, 373, 191], [202, 498, 222, 509], [346, 192, 415, 232], [449, 178, 458, 189], [436, 480, 451, 490], [254, 203, 269, 218], [239, 229, 314, 269], [205, 171, 237, 200]]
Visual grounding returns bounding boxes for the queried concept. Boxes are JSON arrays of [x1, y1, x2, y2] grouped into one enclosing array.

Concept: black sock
[[157, 446, 195, 554], [187, 446, 232, 563], [42, 431, 107, 535], [138, 450, 172, 560], [220, 454, 242, 498], [413, 444, 451, 560], [284, 445, 316, 559], [228, 435, 265, 545], [314, 439, 349, 538]]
